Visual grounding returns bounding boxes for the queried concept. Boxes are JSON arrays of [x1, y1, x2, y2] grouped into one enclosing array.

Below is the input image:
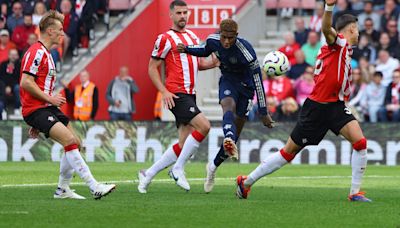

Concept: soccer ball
[[262, 51, 290, 77]]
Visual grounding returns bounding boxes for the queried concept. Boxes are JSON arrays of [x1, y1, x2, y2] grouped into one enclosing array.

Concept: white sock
[[350, 149, 367, 195], [65, 148, 98, 190], [244, 152, 288, 186], [145, 146, 177, 181], [173, 133, 202, 171], [58, 153, 74, 189], [209, 162, 217, 172]]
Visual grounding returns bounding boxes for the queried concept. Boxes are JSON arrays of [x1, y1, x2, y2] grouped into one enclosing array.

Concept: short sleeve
[[334, 34, 347, 47], [151, 34, 172, 59], [22, 48, 45, 77]]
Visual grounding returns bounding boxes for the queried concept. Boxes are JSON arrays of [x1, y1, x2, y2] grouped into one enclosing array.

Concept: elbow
[[321, 29, 330, 38], [20, 78, 29, 90]]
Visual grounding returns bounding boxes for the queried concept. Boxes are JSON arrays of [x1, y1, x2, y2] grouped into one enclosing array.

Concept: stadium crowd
[[250, 0, 400, 123], [0, 0, 107, 119], [2, 0, 400, 123]]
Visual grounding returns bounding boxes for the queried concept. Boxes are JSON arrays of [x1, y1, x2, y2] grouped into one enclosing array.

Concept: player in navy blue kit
[[177, 18, 274, 193]]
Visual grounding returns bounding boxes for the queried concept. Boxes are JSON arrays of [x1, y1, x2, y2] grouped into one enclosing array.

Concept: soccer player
[[20, 10, 115, 200], [137, 0, 218, 193], [177, 18, 274, 193], [236, 0, 371, 202]]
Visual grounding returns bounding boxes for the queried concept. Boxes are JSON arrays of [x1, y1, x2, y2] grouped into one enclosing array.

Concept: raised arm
[[177, 35, 215, 57], [322, 0, 338, 45], [198, 53, 219, 71]]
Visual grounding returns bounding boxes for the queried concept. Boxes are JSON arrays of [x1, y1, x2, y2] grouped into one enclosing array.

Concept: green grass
[[0, 162, 399, 227]]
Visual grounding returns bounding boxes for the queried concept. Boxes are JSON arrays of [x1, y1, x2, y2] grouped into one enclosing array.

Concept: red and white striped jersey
[[309, 34, 353, 102], [151, 29, 200, 94], [20, 41, 57, 117]]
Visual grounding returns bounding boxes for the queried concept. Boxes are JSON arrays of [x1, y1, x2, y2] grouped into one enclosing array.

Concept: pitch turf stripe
[[0, 175, 397, 188]]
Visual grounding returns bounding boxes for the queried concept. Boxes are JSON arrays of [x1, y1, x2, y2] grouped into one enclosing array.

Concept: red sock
[[191, 130, 206, 142], [64, 144, 78, 152], [280, 149, 296, 162], [173, 143, 182, 157]]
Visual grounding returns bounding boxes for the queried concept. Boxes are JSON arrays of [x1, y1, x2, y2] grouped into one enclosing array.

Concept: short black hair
[[335, 14, 358, 32], [373, 71, 383, 78], [169, 0, 187, 10], [364, 17, 373, 22]]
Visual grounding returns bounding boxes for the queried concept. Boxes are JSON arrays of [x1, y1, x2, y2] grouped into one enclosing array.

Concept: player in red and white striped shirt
[[237, 0, 371, 202], [20, 10, 115, 200], [138, 0, 218, 193]]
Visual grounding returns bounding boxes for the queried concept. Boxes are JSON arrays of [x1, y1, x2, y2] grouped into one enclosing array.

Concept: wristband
[[325, 4, 334, 11]]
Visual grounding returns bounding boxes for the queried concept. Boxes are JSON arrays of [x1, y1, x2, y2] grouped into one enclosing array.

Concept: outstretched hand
[[177, 43, 186, 53], [260, 114, 275, 128], [325, 0, 337, 5]]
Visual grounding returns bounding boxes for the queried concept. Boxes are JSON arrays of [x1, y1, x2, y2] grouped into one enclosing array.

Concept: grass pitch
[[0, 162, 399, 227]]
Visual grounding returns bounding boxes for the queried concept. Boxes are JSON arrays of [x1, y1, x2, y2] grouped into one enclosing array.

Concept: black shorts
[[290, 98, 356, 147], [218, 77, 254, 118], [169, 93, 201, 128], [24, 106, 70, 138]]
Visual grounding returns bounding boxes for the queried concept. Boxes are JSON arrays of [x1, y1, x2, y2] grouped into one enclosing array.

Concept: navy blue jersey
[[185, 34, 268, 115]]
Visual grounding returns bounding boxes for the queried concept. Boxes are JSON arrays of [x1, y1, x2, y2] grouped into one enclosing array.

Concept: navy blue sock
[[213, 144, 228, 167], [222, 111, 237, 141]]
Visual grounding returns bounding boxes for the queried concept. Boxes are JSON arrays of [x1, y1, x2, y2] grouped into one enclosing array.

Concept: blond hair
[[39, 10, 64, 33]]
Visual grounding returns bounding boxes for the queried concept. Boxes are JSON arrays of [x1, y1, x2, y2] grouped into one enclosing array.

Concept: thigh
[[290, 99, 329, 146], [339, 120, 364, 144], [170, 93, 201, 128], [219, 78, 239, 106], [24, 107, 68, 138], [328, 102, 357, 135], [49, 122, 76, 146]]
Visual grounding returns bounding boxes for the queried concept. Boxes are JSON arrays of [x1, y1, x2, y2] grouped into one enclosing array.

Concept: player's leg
[[138, 125, 189, 193], [237, 98, 327, 199], [338, 120, 371, 202], [218, 79, 241, 157], [54, 152, 85, 199], [205, 116, 246, 193], [170, 113, 210, 190], [24, 108, 87, 199], [51, 122, 115, 199], [212, 116, 246, 168], [220, 97, 239, 157], [205, 96, 249, 193], [235, 137, 303, 198]]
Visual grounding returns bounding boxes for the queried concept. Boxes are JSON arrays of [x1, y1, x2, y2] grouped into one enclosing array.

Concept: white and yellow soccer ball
[[262, 51, 290, 77]]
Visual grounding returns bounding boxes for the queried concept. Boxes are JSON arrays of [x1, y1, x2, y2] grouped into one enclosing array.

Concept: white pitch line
[[0, 175, 397, 188], [0, 211, 29, 215]]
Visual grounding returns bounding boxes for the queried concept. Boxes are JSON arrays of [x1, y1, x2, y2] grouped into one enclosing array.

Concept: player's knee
[[64, 134, 79, 147], [353, 137, 367, 151], [200, 120, 211, 135]]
